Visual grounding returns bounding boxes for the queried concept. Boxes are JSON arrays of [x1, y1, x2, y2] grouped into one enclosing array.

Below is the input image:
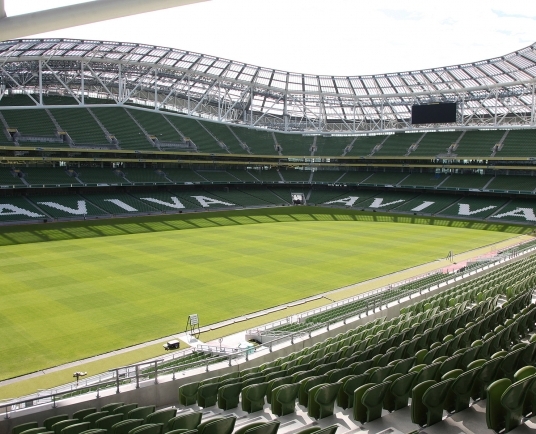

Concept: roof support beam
[[0, 0, 208, 41]]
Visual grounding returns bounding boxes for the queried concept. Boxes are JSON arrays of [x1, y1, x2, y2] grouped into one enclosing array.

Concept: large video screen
[[411, 103, 457, 125]]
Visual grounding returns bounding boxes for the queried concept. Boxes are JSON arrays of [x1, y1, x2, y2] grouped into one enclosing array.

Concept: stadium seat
[[45, 417, 70, 432], [336, 374, 368, 410], [145, 409, 176, 427], [307, 383, 341, 419], [266, 376, 293, 405], [126, 407, 155, 422], [53, 420, 81, 434], [101, 404, 124, 413], [61, 423, 91, 434], [111, 420, 143, 434], [84, 412, 109, 429], [293, 425, 338, 434], [113, 405, 138, 418], [73, 410, 97, 421], [12, 422, 39, 434], [486, 376, 535, 433], [197, 416, 235, 434], [178, 383, 199, 406], [128, 424, 162, 434], [166, 412, 202, 433], [217, 383, 242, 410], [232, 421, 279, 434], [95, 415, 123, 434], [241, 382, 269, 413], [271, 383, 300, 416]]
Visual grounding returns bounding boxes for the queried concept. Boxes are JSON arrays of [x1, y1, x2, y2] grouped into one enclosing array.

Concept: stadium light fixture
[[0, 0, 209, 42]]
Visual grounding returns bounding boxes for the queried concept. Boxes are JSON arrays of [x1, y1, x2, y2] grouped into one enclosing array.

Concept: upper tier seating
[[230, 128, 277, 155], [274, 133, 313, 156], [455, 130, 505, 157], [411, 131, 463, 157], [49, 109, 108, 146], [499, 130, 536, 157], [91, 108, 154, 151], [203, 123, 249, 154], [374, 133, 421, 156], [21, 167, 80, 187], [165, 116, 225, 154], [399, 173, 444, 188]]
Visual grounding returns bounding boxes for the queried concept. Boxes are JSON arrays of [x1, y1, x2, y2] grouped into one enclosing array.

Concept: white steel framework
[[1, 38, 536, 134]]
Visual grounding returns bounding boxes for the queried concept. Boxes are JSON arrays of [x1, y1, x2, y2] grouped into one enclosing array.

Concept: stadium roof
[[1, 38, 536, 133]]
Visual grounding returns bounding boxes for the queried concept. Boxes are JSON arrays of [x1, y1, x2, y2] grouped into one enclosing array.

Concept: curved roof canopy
[[1, 38, 536, 133]]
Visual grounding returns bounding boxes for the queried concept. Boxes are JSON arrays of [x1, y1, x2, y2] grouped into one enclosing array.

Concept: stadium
[[1, 2, 536, 434]]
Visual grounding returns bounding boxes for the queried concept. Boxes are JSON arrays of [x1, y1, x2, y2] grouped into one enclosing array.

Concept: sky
[[5, 0, 536, 76]]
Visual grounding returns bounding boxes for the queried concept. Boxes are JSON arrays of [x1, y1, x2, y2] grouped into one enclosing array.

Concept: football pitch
[[0, 208, 529, 381]]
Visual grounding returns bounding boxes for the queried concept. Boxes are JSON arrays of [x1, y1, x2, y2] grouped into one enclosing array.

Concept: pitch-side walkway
[[0, 234, 531, 392]]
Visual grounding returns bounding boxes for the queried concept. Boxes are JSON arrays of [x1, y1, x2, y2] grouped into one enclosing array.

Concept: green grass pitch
[[0, 207, 528, 380]]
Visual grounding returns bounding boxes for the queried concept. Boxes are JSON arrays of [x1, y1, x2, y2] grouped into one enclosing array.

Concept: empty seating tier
[[361, 172, 408, 186], [91, 108, 153, 151], [315, 136, 354, 156], [499, 129, 536, 157], [399, 173, 445, 188], [455, 130, 505, 157], [29, 195, 108, 218], [439, 174, 493, 190], [374, 133, 422, 156], [21, 167, 80, 187], [49, 108, 108, 145], [203, 123, 248, 154], [486, 175, 536, 193], [231, 127, 277, 155], [166, 116, 225, 154], [274, 133, 313, 156], [279, 170, 312, 183], [311, 171, 346, 184], [411, 131, 463, 156], [76, 168, 129, 186]]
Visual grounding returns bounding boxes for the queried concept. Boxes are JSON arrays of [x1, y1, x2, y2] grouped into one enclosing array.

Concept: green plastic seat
[[360, 381, 392, 423], [292, 425, 337, 434], [314, 362, 338, 376], [473, 356, 504, 400], [197, 383, 220, 408], [84, 412, 109, 429], [241, 382, 268, 413], [266, 376, 293, 404], [391, 357, 415, 375], [166, 413, 202, 433], [414, 363, 441, 384], [327, 367, 351, 383], [128, 424, 162, 434], [13, 422, 39, 434], [410, 380, 437, 426], [100, 404, 123, 413], [19, 428, 47, 434], [233, 421, 279, 434], [113, 405, 138, 419], [351, 360, 373, 376], [61, 423, 91, 434], [95, 415, 123, 434], [307, 383, 342, 419], [145, 409, 176, 428], [486, 377, 534, 433], [217, 383, 242, 410], [73, 410, 97, 421], [178, 382, 200, 406], [292, 370, 315, 383], [445, 366, 483, 413], [45, 417, 70, 432], [126, 407, 155, 423], [368, 365, 392, 384], [336, 374, 368, 410], [271, 383, 300, 417], [499, 348, 526, 380], [110, 419, 143, 434], [53, 420, 81, 434], [298, 375, 327, 407], [352, 383, 375, 424], [265, 371, 287, 382]]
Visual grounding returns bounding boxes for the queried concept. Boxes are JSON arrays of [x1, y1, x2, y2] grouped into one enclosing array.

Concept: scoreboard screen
[[411, 103, 457, 124]]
